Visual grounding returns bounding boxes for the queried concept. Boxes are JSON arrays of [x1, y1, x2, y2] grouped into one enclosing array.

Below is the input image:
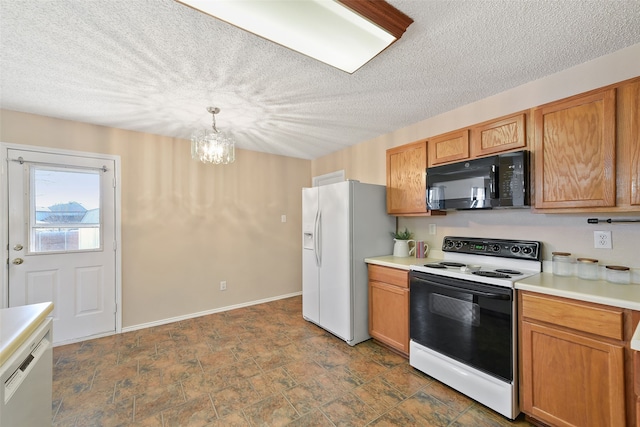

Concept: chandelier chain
[[207, 106, 220, 133]]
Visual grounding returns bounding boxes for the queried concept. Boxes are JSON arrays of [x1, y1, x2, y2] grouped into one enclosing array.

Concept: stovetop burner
[[423, 263, 447, 269], [495, 269, 522, 275], [440, 262, 466, 268], [472, 271, 512, 278], [424, 261, 467, 269]]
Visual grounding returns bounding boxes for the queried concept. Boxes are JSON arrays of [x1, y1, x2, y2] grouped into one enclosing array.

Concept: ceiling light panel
[[176, 0, 409, 73]]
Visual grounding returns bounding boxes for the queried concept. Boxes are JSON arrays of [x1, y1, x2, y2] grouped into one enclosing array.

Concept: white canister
[[552, 252, 574, 276], [577, 258, 599, 280], [606, 265, 630, 284]]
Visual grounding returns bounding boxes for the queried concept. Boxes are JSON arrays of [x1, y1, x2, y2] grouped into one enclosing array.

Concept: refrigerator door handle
[[315, 210, 321, 267]]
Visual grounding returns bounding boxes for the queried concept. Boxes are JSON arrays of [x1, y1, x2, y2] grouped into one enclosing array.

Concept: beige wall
[[3, 43, 639, 329], [313, 43, 640, 273], [1, 110, 310, 328]]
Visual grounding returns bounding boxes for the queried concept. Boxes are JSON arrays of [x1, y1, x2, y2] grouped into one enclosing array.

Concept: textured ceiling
[[1, 1, 640, 160]]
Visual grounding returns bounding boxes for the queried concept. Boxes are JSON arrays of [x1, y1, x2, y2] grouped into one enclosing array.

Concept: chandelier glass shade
[[191, 107, 235, 164]]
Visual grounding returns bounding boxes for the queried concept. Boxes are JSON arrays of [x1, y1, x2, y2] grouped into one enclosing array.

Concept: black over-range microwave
[[426, 150, 529, 210]]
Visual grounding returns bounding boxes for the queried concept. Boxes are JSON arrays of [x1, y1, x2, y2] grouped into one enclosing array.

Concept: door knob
[[12, 258, 24, 265], [13, 244, 23, 251]]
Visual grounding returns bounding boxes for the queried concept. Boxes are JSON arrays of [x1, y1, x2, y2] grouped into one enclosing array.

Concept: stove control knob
[[454, 241, 463, 249], [491, 244, 501, 252], [444, 239, 454, 249], [510, 246, 521, 254], [522, 246, 533, 255]]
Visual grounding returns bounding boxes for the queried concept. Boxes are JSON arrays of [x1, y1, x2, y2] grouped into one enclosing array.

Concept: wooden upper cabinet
[[386, 140, 428, 214], [471, 113, 526, 157], [617, 80, 640, 207], [427, 129, 469, 167], [534, 88, 617, 209]]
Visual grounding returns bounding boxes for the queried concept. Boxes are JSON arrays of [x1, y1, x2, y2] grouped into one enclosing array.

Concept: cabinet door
[[369, 280, 409, 354], [617, 80, 640, 207], [428, 129, 469, 167], [534, 89, 616, 209], [521, 321, 625, 427], [386, 141, 428, 214], [471, 113, 526, 157]]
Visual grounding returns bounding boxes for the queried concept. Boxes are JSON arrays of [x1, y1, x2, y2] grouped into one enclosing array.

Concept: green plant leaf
[[390, 227, 413, 240]]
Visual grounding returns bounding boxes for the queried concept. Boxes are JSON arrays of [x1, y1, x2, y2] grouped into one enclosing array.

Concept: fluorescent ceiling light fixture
[[176, 0, 413, 73]]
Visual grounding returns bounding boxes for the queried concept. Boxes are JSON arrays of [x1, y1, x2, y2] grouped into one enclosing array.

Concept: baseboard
[[121, 291, 302, 334], [52, 291, 302, 347]]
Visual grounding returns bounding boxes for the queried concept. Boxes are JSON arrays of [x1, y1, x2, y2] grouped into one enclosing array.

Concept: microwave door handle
[[489, 165, 497, 199]]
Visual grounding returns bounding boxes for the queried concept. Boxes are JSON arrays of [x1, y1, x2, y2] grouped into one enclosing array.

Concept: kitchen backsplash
[[399, 209, 640, 283]]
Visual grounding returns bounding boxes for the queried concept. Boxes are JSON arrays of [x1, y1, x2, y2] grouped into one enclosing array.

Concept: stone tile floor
[[52, 296, 533, 426]]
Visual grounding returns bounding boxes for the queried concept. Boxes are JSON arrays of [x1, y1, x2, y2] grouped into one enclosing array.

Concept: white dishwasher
[[0, 316, 53, 427]]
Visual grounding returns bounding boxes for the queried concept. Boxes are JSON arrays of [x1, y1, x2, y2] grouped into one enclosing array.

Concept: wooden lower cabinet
[[519, 291, 627, 427], [368, 264, 409, 356]]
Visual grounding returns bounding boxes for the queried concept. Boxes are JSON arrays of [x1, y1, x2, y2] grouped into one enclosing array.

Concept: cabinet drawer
[[368, 265, 408, 288], [521, 292, 623, 340]]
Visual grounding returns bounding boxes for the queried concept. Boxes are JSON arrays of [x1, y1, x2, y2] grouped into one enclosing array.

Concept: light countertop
[[515, 273, 640, 311], [516, 273, 640, 351], [364, 255, 441, 270], [367, 256, 640, 310], [0, 302, 54, 365], [365, 256, 640, 350]]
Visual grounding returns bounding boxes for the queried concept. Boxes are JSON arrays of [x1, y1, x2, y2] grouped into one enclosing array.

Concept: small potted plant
[[391, 227, 413, 240], [391, 227, 415, 257]]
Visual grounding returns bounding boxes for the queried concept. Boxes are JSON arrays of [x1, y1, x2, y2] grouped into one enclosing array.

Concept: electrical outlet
[[429, 224, 436, 235], [220, 280, 227, 291], [594, 231, 612, 249], [281, 215, 287, 223]]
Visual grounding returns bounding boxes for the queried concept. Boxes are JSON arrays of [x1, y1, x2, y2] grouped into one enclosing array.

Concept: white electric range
[[409, 236, 542, 419]]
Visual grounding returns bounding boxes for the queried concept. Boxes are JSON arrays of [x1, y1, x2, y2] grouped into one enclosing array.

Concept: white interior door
[[6, 148, 118, 344]]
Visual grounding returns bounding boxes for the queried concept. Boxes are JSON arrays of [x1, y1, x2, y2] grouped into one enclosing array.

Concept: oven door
[[409, 271, 513, 382]]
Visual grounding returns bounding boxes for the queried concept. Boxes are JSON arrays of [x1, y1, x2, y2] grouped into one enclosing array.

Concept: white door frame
[[0, 142, 122, 340]]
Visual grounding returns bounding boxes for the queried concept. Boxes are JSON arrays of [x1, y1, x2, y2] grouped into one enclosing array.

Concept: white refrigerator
[[302, 180, 395, 346]]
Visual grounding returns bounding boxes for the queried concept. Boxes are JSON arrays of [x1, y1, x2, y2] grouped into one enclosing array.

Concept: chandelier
[[191, 106, 235, 164]]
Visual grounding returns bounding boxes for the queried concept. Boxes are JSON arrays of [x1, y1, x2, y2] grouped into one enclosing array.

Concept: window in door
[[30, 167, 102, 253]]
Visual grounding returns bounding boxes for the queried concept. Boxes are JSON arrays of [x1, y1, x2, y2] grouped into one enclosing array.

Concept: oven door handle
[[411, 277, 511, 300]]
